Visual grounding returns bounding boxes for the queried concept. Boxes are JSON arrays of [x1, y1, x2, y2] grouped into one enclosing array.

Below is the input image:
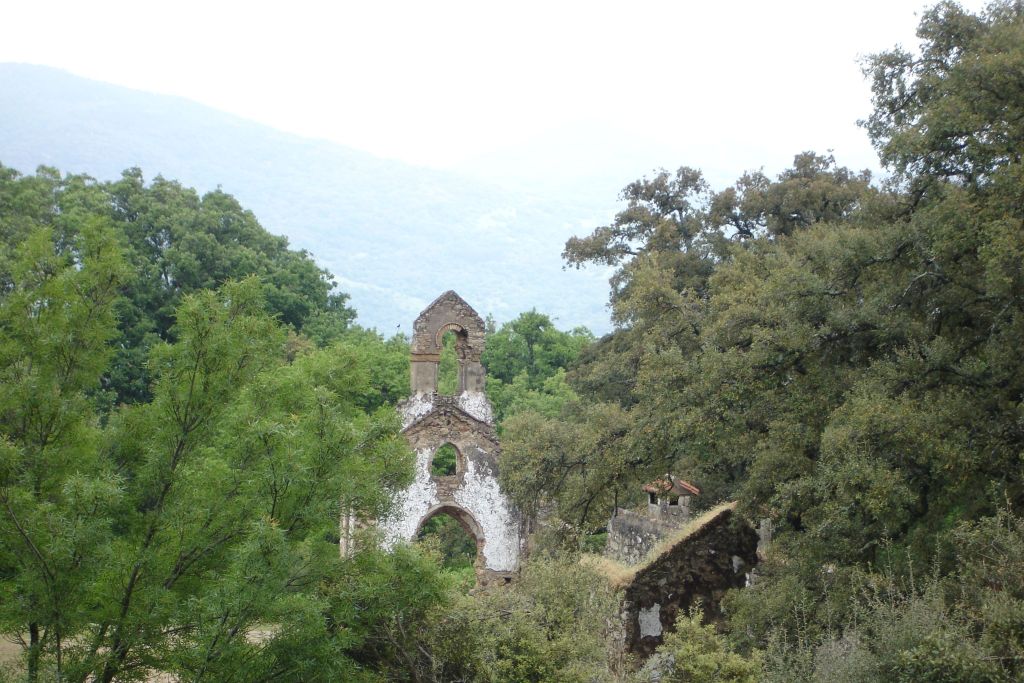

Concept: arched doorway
[[415, 504, 484, 586]]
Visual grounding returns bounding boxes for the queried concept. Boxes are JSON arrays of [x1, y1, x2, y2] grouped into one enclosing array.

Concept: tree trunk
[[27, 622, 40, 683]]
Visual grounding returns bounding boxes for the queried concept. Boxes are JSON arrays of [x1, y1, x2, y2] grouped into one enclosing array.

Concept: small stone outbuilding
[[606, 475, 700, 565]]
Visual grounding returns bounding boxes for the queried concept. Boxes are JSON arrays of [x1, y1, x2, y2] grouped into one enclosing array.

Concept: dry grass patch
[[0, 638, 20, 667], [580, 553, 635, 589]]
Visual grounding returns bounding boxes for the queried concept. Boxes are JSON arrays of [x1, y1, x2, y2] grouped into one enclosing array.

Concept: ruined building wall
[[384, 399, 521, 573], [378, 291, 522, 584], [607, 496, 695, 565], [410, 291, 488, 396], [619, 505, 758, 659], [606, 510, 679, 565]]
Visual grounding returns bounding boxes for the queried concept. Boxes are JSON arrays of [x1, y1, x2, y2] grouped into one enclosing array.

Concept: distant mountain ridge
[[0, 63, 613, 333]]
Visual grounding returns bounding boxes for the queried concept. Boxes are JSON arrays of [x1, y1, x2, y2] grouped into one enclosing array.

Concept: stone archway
[[415, 503, 486, 569], [435, 322, 468, 350]]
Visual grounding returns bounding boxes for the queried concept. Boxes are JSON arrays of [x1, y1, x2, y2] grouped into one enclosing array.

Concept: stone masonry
[[606, 475, 700, 565], [607, 511, 680, 566], [619, 504, 758, 659], [379, 291, 522, 585]]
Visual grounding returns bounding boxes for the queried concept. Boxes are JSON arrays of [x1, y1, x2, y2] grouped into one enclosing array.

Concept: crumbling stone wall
[[620, 506, 758, 659], [379, 291, 522, 585], [607, 509, 679, 565]]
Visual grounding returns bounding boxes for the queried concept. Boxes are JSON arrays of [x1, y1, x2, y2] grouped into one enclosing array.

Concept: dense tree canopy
[[0, 263, 412, 680], [483, 311, 592, 423], [500, 1, 1024, 679], [0, 165, 356, 405], [0, 170, 421, 681]]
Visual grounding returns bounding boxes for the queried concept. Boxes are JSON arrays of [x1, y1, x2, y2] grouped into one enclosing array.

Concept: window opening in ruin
[[648, 492, 658, 505], [430, 443, 458, 477], [417, 512, 477, 586], [437, 329, 460, 395], [668, 495, 680, 506]]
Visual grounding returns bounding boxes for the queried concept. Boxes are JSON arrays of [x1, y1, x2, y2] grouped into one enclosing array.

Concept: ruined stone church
[[378, 291, 523, 585]]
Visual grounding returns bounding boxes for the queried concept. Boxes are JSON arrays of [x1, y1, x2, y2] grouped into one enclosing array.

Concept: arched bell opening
[[436, 324, 469, 396], [409, 293, 488, 396]]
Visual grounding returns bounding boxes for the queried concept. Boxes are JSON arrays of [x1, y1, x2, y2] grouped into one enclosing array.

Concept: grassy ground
[[0, 638, 19, 663], [0, 629, 275, 681], [0, 638, 22, 679]]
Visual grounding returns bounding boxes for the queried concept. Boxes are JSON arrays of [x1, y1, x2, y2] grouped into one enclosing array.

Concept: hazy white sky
[[1, 0, 990, 178]]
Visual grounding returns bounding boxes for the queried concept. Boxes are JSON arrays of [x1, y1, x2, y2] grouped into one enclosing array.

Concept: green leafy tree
[[429, 444, 458, 477], [0, 165, 357, 406], [0, 220, 128, 681], [709, 152, 872, 238], [331, 541, 473, 683], [483, 311, 591, 424], [459, 557, 619, 683], [503, 152, 878, 530], [88, 281, 409, 682], [563, 166, 721, 325], [649, 609, 761, 683], [483, 310, 592, 387], [504, 4, 1024, 679], [0, 268, 414, 681], [488, 369, 578, 423], [501, 401, 635, 530], [333, 555, 622, 683], [320, 327, 410, 411], [437, 330, 459, 395], [744, 512, 1024, 682], [863, 0, 1024, 188], [417, 514, 477, 572]]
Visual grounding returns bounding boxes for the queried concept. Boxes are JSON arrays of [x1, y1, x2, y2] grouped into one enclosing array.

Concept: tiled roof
[[642, 474, 700, 496]]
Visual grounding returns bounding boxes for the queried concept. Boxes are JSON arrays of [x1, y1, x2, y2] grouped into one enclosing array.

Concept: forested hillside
[[1, 2, 1023, 682], [0, 64, 612, 333]]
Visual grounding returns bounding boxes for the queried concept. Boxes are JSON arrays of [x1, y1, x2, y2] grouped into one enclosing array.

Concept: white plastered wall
[[381, 394, 520, 572]]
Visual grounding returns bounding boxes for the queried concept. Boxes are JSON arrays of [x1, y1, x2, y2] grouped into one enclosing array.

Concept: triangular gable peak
[[402, 398, 499, 450], [409, 290, 488, 395], [411, 290, 486, 357]]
